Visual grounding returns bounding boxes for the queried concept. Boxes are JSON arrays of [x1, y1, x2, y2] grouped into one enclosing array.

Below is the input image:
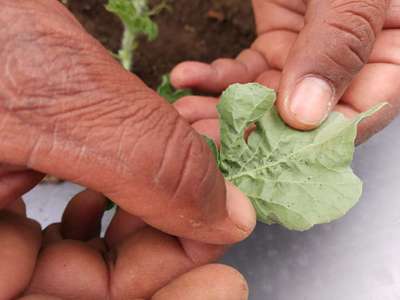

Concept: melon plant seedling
[[106, 0, 169, 70], [208, 83, 385, 231], [106, 0, 191, 102]]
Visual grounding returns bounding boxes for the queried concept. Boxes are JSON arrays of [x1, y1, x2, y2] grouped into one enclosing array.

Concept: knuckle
[[252, 31, 296, 69], [155, 116, 219, 202], [318, 0, 386, 74], [125, 95, 170, 132], [103, 94, 227, 222], [27, 241, 107, 299], [135, 110, 225, 220], [328, 0, 386, 40], [107, 98, 215, 213]]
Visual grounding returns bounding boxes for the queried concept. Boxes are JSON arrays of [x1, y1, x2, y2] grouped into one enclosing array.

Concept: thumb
[[277, 0, 388, 130]]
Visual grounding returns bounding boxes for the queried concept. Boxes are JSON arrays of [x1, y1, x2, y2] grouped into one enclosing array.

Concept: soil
[[64, 0, 255, 88]]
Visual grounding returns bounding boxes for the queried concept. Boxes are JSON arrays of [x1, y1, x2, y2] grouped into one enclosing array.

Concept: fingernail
[[289, 77, 334, 126], [225, 181, 256, 233]]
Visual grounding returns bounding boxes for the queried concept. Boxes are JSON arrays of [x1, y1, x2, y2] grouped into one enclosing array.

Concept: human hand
[[0, 191, 249, 300], [171, 0, 400, 143], [0, 0, 256, 244]]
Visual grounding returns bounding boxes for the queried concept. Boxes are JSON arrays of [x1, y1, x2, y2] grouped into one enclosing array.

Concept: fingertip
[[27, 240, 108, 299], [152, 264, 249, 300], [61, 190, 107, 241], [173, 96, 219, 124], [225, 181, 256, 238], [277, 77, 334, 131], [171, 61, 215, 89], [205, 264, 249, 299], [105, 208, 145, 248], [179, 238, 227, 265]]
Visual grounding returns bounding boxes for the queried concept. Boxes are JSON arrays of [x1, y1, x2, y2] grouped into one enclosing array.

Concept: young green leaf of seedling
[[213, 83, 385, 231], [106, 0, 160, 70], [157, 74, 192, 103]]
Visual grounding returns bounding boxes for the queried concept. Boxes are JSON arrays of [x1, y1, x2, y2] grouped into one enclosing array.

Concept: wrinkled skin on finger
[[171, 0, 400, 144], [0, 2, 255, 298], [0, 0, 256, 244], [0, 191, 248, 300]]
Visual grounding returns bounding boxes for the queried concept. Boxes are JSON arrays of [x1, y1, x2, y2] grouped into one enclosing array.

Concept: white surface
[[25, 117, 400, 300], [25, 182, 83, 228]]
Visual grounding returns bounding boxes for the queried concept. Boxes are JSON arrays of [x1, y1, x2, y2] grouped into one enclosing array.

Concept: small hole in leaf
[[244, 123, 257, 143]]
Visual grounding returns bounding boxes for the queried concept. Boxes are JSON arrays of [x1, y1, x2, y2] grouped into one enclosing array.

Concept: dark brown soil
[[64, 0, 255, 88]]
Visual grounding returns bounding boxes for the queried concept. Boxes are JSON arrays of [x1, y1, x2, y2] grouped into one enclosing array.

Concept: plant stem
[[118, 25, 137, 71]]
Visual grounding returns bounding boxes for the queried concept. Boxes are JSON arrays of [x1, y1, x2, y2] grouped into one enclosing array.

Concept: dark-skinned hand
[[0, 1, 257, 299], [171, 0, 400, 144], [0, 190, 248, 300], [0, 0, 256, 243]]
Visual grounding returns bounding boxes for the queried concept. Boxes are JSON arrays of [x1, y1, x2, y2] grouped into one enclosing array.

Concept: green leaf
[[215, 83, 384, 231], [157, 74, 192, 103], [106, 0, 159, 41], [106, 0, 162, 70]]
